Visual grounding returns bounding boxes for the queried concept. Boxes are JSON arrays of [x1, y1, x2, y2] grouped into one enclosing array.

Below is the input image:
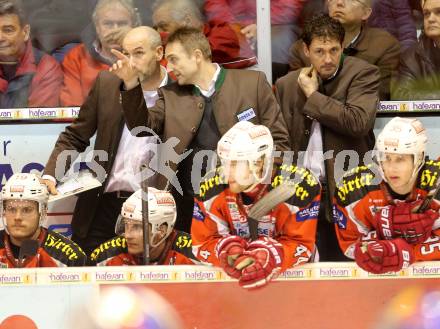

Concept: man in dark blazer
[[42, 26, 169, 255], [289, 0, 399, 100], [111, 27, 290, 233], [276, 14, 380, 261]]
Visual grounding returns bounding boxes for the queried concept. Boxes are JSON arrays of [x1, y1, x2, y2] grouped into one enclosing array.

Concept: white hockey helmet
[[217, 121, 274, 187], [1, 173, 49, 228], [115, 188, 176, 248], [375, 117, 427, 182]]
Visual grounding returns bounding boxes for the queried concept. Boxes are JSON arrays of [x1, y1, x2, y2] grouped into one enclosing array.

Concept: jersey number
[[199, 250, 211, 260]]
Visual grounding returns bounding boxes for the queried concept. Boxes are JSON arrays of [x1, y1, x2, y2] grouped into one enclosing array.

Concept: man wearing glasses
[[289, 0, 399, 100]]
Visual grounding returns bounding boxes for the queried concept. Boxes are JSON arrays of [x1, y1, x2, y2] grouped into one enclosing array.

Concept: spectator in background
[[152, 0, 257, 69], [60, 0, 140, 106], [276, 14, 380, 261], [203, 0, 305, 65], [297, 0, 327, 28], [21, 0, 93, 62], [368, 0, 417, 52], [0, 0, 62, 108], [392, 0, 440, 100], [289, 0, 400, 100]]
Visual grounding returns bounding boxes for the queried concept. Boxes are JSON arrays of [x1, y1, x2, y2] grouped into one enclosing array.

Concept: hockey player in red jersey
[[0, 173, 86, 267], [90, 187, 198, 266], [192, 121, 320, 289], [334, 117, 440, 274]]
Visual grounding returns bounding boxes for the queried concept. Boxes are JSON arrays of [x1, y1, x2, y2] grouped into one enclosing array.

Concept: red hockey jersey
[[192, 164, 321, 271], [333, 159, 440, 261]]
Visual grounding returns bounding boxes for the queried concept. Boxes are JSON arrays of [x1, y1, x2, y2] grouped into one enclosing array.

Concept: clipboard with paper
[[48, 171, 102, 202]]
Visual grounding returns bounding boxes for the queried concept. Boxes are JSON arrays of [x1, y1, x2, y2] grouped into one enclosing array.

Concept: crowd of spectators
[[2, 0, 440, 271], [0, 0, 434, 108]]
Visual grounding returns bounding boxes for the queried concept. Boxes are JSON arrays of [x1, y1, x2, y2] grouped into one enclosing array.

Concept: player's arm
[[333, 189, 376, 259], [276, 192, 320, 269], [413, 228, 440, 261], [191, 197, 231, 266]]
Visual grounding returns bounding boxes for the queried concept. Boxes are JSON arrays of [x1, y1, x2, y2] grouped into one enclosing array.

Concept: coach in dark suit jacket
[[42, 27, 169, 254], [112, 27, 290, 233]]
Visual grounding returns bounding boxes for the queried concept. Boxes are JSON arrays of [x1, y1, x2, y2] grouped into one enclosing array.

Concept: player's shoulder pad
[[43, 230, 87, 266], [89, 236, 128, 264], [171, 231, 198, 261], [196, 166, 227, 201], [418, 159, 440, 195], [335, 164, 381, 206], [271, 164, 321, 208]]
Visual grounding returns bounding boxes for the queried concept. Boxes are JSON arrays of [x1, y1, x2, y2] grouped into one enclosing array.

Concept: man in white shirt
[[42, 26, 169, 255]]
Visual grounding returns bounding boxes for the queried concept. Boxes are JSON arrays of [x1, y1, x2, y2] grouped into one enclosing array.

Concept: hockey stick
[[18, 240, 39, 268], [418, 177, 440, 213], [140, 164, 150, 265], [247, 179, 300, 240]]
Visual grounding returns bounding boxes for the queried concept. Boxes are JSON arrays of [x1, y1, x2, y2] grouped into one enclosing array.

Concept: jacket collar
[[344, 24, 368, 56], [192, 66, 227, 97]]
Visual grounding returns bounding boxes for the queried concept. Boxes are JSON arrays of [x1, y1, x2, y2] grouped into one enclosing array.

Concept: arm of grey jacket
[[43, 73, 101, 179], [302, 65, 380, 137], [120, 82, 165, 136], [391, 56, 440, 100], [375, 34, 400, 101], [256, 71, 290, 153]]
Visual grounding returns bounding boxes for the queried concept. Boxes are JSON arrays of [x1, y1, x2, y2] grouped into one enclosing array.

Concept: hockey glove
[[215, 235, 248, 279], [354, 238, 414, 274], [376, 201, 438, 244], [235, 237, 284, 289]]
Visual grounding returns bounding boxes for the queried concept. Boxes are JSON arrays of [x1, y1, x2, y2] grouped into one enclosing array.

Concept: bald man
[[42, 26, 170, 255]]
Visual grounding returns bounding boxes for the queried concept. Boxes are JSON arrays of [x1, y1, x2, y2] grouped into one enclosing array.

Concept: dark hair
[[0, 0, 27, 25], [167, 27, 211, 60], [301, 14, 345, 47]]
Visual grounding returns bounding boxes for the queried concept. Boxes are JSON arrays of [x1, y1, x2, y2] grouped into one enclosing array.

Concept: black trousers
[[72, 192, 126, 256], [316, 186, 351, 262]]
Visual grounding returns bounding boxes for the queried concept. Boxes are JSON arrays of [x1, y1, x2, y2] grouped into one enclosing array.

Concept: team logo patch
[[227, 202, 242, 222], [10, 185, 24, 193], [237, 108, 256, 122], [332, 205, 348, 230], [193, 203, 205, 221], [296, 201, 320, 222]]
